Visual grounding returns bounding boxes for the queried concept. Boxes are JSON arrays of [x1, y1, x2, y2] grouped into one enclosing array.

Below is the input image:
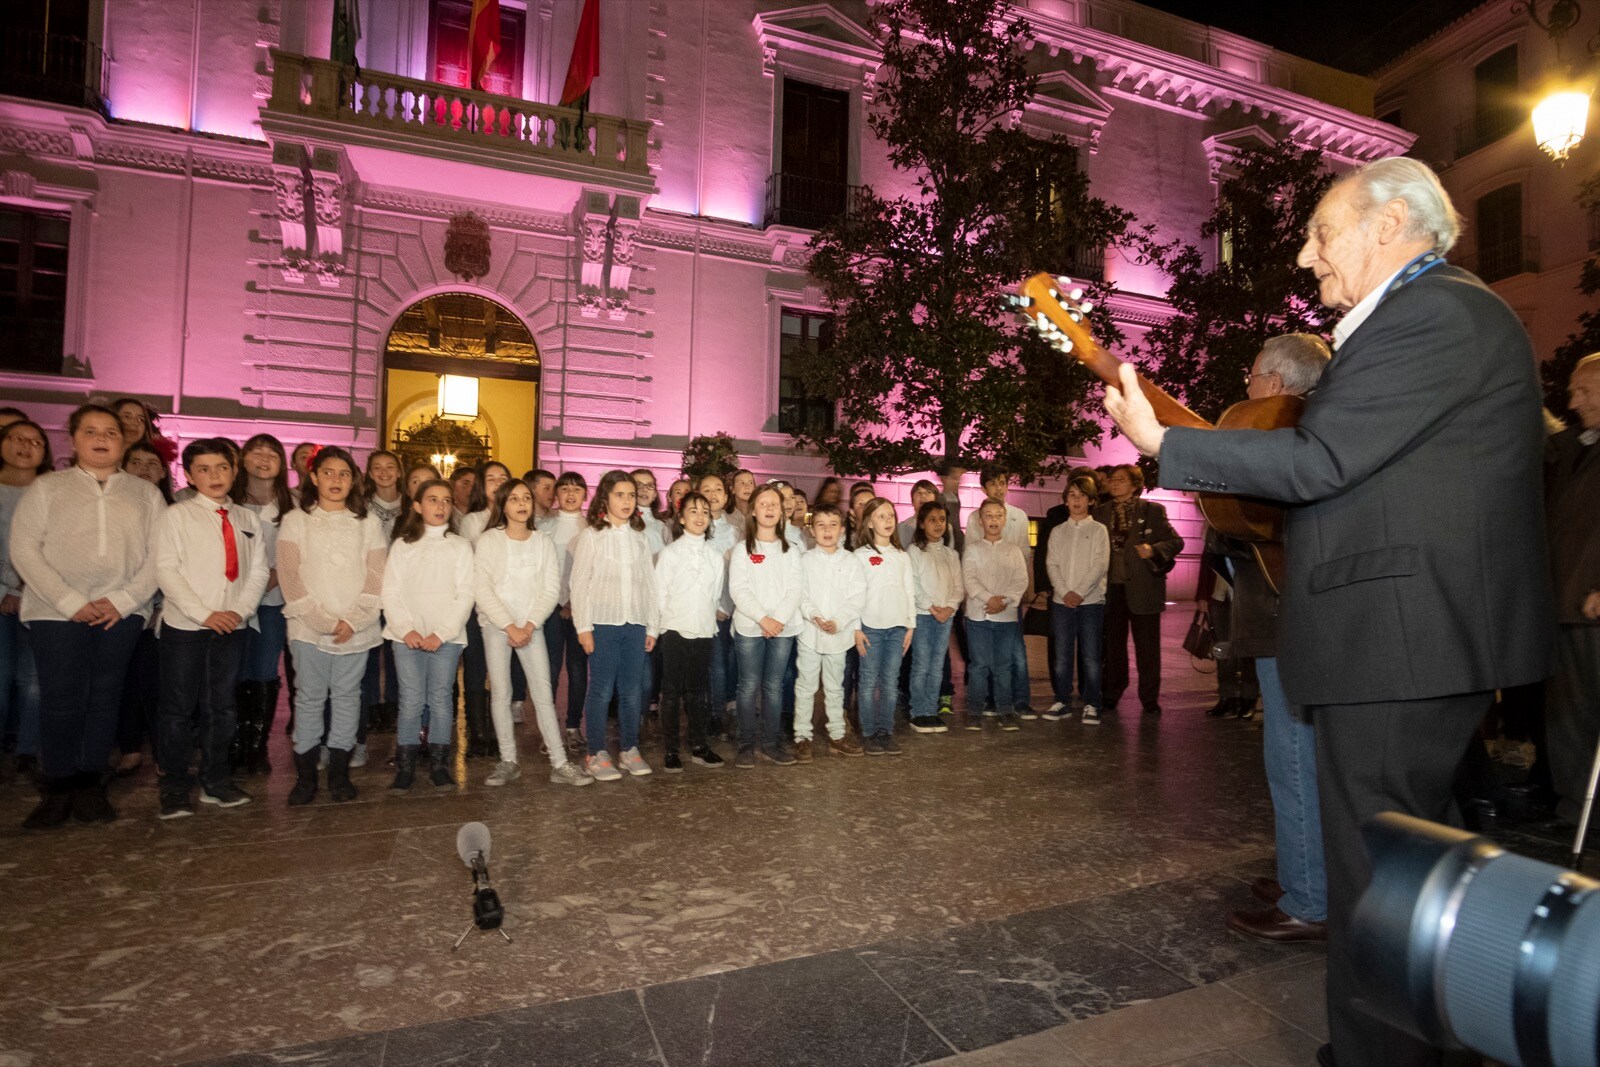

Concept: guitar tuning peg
[[1048, 289, 1059, 300], [1020, 296, 1033, 307], [1079, 301, 1094, 313], [1055, 275, 1072, 287], [1068, 288, 1084, 301], [1068, 311, 1082, 322], [1034, 313, 1049, 331], [1060, 338, 1074, 353]]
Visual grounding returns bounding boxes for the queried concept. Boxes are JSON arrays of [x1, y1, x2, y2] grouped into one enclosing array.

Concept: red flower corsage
[[750, 554, 765, 564], [869, 556, 883, 566]]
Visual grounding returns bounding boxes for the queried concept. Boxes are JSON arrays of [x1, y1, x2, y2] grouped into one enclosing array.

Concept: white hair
[[1258, 333, 1332, 396], [1338, 157, 1463, 254]]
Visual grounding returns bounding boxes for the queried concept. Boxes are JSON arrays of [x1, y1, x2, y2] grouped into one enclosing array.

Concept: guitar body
[[1010, 273, 1301, 594]]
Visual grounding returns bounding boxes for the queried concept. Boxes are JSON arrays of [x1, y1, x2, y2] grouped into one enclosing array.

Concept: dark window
[[1474, 184, 1534, 283], [0, 0, 108, 116], [1458, 46, 1519, 155], [1022, 144, 1105, 281], [778, 308, 836, 438], [768, 80, 852, 228], [430, 0, 526, 97], [0, 206, 71, 376]]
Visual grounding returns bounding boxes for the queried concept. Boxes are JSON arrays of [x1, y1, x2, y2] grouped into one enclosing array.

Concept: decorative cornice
[[359, 186, 571, 235], [1020, 11, 1415, 161], [753, 4, 881, 79], [0, 125, 74, 157], [637, 213, 776, 264], [1104, 289, 1173, 328]]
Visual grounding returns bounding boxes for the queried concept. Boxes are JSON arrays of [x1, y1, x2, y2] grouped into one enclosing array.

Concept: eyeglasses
[[1242, 368, 1279, 386]]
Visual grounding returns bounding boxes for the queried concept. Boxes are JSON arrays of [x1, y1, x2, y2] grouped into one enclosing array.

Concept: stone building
[[0, 0, 1409, 593]]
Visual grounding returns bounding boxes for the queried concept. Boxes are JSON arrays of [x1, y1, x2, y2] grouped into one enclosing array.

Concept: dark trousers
[[116, 627, 161, 755], [658, 631, 712, 753], [1103, 583, 1161, 710], [543, 609, 587, 729], [1547, 624, 1600, 823], [32, 616, 144, 779], [1314, 692, 1489, 1067], [157, 626, 245, 794]]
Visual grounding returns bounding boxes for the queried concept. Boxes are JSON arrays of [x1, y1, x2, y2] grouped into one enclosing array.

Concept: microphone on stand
[[453, 822, 511, 948]]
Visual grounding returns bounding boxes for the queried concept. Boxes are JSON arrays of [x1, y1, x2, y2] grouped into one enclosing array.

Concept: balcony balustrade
[[0, 30, 109, 117]]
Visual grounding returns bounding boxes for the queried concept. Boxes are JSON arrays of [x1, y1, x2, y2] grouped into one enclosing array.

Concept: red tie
[[217, 507, 239, 582]]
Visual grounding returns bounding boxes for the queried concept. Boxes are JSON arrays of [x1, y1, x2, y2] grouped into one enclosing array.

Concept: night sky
[[1139, 0, 1489, 74]]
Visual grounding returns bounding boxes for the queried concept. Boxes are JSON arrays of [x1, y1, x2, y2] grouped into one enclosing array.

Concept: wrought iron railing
[[0, 30, 109, 117], [266, 51, 649, 177], [763, 171, 865, 230], [1464, 236, 1540, 284]]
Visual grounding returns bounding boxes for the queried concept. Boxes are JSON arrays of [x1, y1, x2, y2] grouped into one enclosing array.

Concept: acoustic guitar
[[1008, 271, 1300, 594]]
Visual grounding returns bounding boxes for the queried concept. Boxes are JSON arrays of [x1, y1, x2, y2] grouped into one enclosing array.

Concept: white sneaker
[[550, 761, 594, 787], [1081, 705, 1100, 725], [485, 760, 521, 786], [1042, 702, 1069, 721], [586, 750, 622, 782], [510, 700, 524, 724], [349, 742, 368, 768], [619, 747, 653, 777]]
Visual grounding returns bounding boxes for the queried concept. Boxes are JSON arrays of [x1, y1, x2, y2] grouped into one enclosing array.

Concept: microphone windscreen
[[456, 821, 492, 866]]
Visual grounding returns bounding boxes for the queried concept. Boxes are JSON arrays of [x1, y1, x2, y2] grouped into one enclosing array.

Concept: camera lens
[[1351, 813, 1600, 1067]]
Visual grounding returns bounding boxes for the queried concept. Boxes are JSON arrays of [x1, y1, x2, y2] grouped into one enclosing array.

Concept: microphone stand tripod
[[453, 858, 513, 950]]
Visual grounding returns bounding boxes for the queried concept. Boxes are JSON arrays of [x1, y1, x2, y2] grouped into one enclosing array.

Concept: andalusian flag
[[560, 0, 600, 121], [469, 0, 502, 92]]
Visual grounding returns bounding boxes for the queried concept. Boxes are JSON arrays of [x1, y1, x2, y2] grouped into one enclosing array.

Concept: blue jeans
[[240, 603, 287, 683], [583, 623, 645, 756], [392, 641, 465, 747], [1049, 601, 1105, 708], [0, 612, 41, 757], [858, 625, 906, 736], [288, 642, 365, 755], [1258, 656, 1327, 923], [709, 616, 736, 716], [1010, 620, 1032, 710], [735, 632, 795, 748], [909, 615, 952, 720], [31, 616, 144, 778], [965, 618, 1016, 716], [157, 626, 244, 794]]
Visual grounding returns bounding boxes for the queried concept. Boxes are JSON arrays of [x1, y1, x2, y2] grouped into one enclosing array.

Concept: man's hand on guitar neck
[[1105, 363, 1167, 457]]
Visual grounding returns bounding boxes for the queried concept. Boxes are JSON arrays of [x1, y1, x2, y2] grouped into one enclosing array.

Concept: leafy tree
[[1133, 142, 1332, 421], [1545, 176, 1600, 419], [679, 431, 741, 486], [794, 0, 1134, 482]]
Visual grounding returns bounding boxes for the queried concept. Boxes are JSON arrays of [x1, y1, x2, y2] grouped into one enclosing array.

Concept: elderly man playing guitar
[[1103, 158, 1551, 1067]]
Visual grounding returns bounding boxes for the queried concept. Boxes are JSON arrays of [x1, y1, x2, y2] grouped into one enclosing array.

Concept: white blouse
[[9, 467, 165, 624], [569, 520, 660, 636], [853, 543, 917, 631], [798, 546, 866, 653], [728, 538, 804, 638], [277, 505, 387, 655], [238, 498, 287, 607], [381, 524, 476, 645], [474, 526, 561, 631], [909, 541, 964, 615], [537, 510, 587, 606], [654, 535, 724, 639]]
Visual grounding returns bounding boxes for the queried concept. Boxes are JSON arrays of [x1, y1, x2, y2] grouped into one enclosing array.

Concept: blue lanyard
[[1383, 252, 1446, 300]]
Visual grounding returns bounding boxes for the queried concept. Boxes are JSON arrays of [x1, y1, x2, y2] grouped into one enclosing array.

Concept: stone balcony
[[262, 51, 652, 193]]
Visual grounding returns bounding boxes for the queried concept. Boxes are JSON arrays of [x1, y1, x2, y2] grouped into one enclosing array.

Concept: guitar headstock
[[1005, 272, 1097, 361]]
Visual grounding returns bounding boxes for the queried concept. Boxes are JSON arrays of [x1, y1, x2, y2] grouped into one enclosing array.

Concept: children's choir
[[0, 402, 1156, 830]]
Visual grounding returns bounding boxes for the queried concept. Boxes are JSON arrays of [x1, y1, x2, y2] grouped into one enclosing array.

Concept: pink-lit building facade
[[0, 0, 1410, 594]]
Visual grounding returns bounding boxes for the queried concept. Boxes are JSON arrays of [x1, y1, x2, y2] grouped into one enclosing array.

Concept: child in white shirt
[[907, 500, 963, 735], [794, 504, 865, 758], [853, 497, 916, 755], [653, 491, 727, 771], [727, 483, 803, 768], [962, 499, 1029, 733]]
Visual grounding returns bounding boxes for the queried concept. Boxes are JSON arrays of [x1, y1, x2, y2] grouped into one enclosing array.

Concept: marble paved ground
[[1, 617, 1312, 1066]]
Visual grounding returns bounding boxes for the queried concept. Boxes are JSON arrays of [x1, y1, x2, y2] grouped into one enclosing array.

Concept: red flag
[[560, 0, 600, 109], [468, 0, 501, 92]]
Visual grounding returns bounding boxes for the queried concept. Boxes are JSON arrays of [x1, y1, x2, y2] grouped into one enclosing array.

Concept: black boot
[[70, 772, 117, 824], [326, 747, 358, 802], [22, 775, 74, 831], [464, 689, 492, 758], [231, 681, 259, 773], [428, 743, 454, 790], [252, 681, 280, 776], [389, 744, 419, 793], [287, 747, 319, 806]]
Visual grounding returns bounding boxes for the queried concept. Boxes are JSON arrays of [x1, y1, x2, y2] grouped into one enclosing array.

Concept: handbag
[[1182, 606, 1216, 661]]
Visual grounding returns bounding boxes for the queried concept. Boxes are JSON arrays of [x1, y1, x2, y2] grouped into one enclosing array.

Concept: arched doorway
[[382, 292, 540, 477]]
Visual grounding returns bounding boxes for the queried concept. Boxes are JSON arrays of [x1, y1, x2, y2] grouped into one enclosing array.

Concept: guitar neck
[[1074, 336, 1212, 432]]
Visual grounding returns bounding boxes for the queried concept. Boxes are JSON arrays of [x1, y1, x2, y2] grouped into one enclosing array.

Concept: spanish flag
[[468, 0, 501, 92], [560, 0, 600, 115]]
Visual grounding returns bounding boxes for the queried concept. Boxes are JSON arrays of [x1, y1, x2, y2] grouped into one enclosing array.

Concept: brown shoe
[[828, 734, 864, 757], [1227, 906, 1326, 943], [1250, 877, 1284, 905], [793, 739, 814, 764]]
